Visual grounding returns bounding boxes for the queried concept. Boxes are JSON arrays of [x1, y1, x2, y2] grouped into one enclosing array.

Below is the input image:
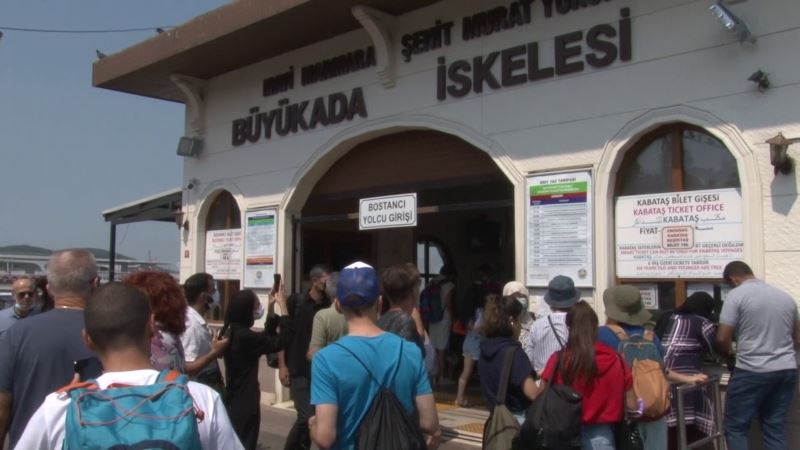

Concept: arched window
[[206, 191, 241, 231], [615, 124, 741, 312], [416, 238, 451, 290], [205, 191, 241, 321]]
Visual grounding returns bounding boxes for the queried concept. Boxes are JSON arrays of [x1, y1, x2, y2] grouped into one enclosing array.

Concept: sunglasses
[[15, 291, 35, 299]]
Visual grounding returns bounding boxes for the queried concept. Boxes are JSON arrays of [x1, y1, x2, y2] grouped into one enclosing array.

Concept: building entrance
[[295, 130, 515, 408]]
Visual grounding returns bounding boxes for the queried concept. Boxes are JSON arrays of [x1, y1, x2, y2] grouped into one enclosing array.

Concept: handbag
[[264, 312, 280, 368], [615, 420, 644, 450]]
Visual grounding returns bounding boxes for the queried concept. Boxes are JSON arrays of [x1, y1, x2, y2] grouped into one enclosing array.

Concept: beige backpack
[[607, 325, 671, 420]]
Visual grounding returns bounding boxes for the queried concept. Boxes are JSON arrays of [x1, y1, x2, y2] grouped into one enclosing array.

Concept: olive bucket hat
[[603, 285, 652, 325]]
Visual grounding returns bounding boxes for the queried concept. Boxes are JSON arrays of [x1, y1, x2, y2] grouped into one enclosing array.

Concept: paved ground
[[256, 405, 479, 449]]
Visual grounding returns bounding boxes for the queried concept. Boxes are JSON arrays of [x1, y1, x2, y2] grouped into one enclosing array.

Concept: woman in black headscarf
[[655, 291, 716, 339], [223, 289, 293, 449], [658, 291, 718, 449]]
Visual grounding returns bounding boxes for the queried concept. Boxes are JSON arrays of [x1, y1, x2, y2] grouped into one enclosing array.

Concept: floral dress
[[150, 326, 186, 372]]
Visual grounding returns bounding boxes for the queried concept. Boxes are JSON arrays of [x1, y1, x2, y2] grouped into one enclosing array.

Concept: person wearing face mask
[[223, 289, 293, 449], [0, 276, 40, 336], [502, 281, 534, 363], [180, 272, 229, 393], [478, 294, 539, 424], [280, 264, 331, 450]]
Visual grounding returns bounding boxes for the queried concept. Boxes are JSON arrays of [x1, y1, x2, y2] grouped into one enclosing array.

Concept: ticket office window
[[205, 191, 241, 321], [416, 238, 450, 290], [615, 124, 740, 310]]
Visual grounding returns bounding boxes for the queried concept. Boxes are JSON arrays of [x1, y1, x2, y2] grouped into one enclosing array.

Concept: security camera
[[186, 178, 199, 190], [748, 70, 770, 92]]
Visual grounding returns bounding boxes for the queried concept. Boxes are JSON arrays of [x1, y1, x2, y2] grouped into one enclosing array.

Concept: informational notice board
[[526, 170, 593, 287], [615, 188, 743, 278], [205, 229, 243, 280], [244, 209, 278, 289]]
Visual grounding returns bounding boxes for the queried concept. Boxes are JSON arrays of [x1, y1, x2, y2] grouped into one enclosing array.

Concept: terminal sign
[[359, 193, 417, 230]]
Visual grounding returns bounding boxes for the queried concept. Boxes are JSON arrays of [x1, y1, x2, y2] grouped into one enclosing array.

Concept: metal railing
[[676, 375, 726, 450]]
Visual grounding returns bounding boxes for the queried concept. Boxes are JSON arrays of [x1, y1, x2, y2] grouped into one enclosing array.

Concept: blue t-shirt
[[598, 324, 665, 358], [311, 333, 432, 450]]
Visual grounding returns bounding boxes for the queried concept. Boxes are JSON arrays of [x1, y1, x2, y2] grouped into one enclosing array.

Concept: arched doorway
[[613, 123, 742, 314], [295, 129, 515, 405], [296, 130, 515, 290], [204, 190, 242, 321]]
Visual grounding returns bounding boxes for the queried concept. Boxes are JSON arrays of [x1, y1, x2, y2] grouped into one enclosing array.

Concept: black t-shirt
[[286, 291, 329, 378], [0, 309, 100, 447], [377, 310, 425, 359], [224, 316, 292, 412]]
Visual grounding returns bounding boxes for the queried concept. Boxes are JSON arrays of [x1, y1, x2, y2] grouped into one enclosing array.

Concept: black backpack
[[519, 351, 583, 449], [333, 342, 427, 450]]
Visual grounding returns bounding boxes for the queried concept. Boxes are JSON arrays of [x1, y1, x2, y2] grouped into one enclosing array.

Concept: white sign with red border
[[615, 188, 743, 278]]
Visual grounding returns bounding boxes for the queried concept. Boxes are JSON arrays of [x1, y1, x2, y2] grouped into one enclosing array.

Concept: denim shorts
[[463, 333, 481, 360]]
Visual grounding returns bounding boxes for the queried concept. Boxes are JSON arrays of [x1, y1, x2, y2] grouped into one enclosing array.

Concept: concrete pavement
[[256, 405, 479, 449]]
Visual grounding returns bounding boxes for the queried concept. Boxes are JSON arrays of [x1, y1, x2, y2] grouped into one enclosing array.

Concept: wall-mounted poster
[[205, 229, 243, 280], [615, 188, 743, 278], [637, 284, 659, 309], [244, 209, 278, 288], [526, 170, 593, 287]]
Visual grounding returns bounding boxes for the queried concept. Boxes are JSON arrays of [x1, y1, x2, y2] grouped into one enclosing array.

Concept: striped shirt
[[525, 312, 568, 374]]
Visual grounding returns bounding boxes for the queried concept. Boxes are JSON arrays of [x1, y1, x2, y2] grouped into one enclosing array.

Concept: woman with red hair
[[123, 270, 188, 371]]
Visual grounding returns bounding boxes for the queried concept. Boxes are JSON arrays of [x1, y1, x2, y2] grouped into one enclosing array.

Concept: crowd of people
[[0, 249, 797, 450]]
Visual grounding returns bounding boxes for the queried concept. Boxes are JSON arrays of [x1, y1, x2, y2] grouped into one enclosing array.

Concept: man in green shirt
[[307, 272, 347, 360]]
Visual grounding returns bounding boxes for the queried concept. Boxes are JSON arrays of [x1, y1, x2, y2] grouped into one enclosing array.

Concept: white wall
[[181, 0, 800, 307]]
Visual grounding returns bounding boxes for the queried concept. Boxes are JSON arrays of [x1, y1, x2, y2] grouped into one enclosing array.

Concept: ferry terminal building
[[95, 0, 800, 431]]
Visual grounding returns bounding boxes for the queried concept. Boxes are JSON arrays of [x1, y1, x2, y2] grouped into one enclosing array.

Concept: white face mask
[[14, 289, 35, 314], [253, 302, 265, 320], [15, 300, 34, 314], [517, 295, 529, 313], [207, 291, 221, 306]]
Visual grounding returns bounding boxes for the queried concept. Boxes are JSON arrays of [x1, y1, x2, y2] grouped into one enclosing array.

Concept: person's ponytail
[[563, 301, 598, 384]]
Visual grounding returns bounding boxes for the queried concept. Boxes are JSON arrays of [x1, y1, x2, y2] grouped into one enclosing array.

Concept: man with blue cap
[[308, 262, 440, 450]]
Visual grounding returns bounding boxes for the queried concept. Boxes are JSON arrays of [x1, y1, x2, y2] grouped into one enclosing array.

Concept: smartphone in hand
[[218, 323, 231, 339], [73, 357, 102, 381], [271, 273, 282, 296]]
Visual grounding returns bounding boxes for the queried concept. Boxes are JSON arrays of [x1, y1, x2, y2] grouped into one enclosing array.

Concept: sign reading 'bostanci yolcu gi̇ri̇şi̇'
[[359, 193, 417, 230]]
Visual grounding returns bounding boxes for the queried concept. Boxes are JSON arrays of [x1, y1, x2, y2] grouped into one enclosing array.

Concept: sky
[[0, 0, 228, 262]]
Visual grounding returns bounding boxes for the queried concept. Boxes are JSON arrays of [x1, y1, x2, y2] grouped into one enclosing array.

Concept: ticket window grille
[[614, 124, 740, 310], [205, 191, 241, 321]]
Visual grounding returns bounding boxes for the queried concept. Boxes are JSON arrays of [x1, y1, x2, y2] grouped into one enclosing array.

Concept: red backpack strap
[[163, 370, 181, 382], [56, 380, 97, 394]]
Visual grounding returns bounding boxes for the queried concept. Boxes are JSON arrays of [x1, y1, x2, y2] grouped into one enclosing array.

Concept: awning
[[91, 0, 440, 102], [102, 188, 183, 281], [103, 187, 183, 225]]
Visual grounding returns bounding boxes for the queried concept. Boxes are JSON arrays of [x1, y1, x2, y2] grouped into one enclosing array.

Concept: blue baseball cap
[[337, 261, 380, 308]]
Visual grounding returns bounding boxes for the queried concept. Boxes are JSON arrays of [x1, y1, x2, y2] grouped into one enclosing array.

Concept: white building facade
[[139, 0, 800, 315]]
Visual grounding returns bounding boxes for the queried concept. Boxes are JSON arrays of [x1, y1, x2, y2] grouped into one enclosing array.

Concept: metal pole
[[677, 383, 687, 450], [109, 223, 117, 283], [676, 376, 726, 450], [713, 381, 727, 450]]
